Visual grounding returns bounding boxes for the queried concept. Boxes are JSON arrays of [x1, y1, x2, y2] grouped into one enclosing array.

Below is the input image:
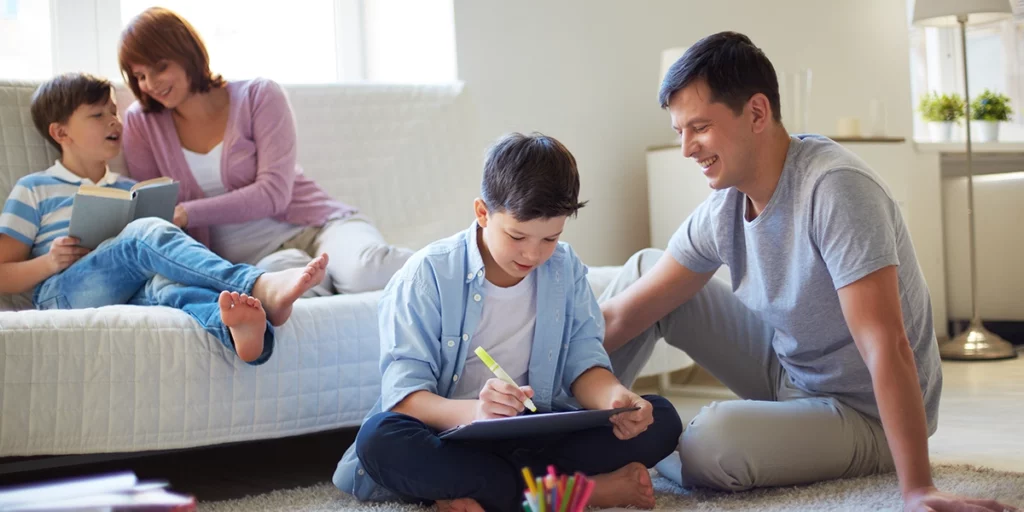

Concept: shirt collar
[[46, 160, 120, 186], [465, 221, 486, 283]]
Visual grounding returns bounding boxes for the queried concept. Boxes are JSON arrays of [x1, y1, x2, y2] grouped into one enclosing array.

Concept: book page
[[130, 176, 174, 193], [76, 185, 131, 200]]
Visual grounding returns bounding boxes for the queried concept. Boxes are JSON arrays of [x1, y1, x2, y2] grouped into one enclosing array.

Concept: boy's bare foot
[[251, 253, 328, 326], [219, 291, 266, 363], [435, 498, 484, 512], [588, 462, 656, 509]]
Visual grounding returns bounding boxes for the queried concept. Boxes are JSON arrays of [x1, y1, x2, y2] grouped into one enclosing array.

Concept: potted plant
[[970, 89, 1012, 143], [918, 92, 965, 142]]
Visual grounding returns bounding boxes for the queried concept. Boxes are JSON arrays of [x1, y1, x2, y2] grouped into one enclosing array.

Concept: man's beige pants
[[599, 249, 895, 491]]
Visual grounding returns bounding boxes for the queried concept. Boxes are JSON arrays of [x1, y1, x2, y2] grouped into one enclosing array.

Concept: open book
[[68, 177, 180, 249]]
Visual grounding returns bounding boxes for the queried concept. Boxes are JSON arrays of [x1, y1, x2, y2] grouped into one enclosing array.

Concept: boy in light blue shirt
[[334, 133, 682, 512]]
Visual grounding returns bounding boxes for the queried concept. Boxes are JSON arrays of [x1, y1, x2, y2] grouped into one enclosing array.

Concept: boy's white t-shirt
[[450, 271, 536, 400], [182, 144, 304, 264]]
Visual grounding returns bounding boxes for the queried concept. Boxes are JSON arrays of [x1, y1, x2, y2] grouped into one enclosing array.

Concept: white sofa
[[0, 81, 622, 461]]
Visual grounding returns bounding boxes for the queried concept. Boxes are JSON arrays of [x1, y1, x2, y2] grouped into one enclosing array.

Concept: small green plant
[[918, 92, 965, 123], [971, 89, 1012, 121]]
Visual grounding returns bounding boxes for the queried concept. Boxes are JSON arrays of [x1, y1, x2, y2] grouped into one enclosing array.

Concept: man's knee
[[626, 248, 664, 275], [639, 395, 684, 465], [677, 401, 758, 491]]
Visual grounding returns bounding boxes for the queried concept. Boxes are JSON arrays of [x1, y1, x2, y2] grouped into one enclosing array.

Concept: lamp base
[[939, 322, 1018, 361]]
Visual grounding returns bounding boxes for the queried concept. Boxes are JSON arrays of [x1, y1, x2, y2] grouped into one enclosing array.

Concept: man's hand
[[904, 486, 1018, 512], [46, 236, 89, 273], [607, 387, 653, 440], [173, 204, 188, 228], [475, 378, 534, 421]]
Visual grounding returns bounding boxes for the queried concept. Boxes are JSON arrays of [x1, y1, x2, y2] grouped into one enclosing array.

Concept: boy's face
[[668, 78, 758, 191], [53, 94, 122, 163], [474, 199, 566, 287], [130, 59, 191, 110]]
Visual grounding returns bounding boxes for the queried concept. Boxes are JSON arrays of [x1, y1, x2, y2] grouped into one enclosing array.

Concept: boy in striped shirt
[[0, 73, 327, 365]]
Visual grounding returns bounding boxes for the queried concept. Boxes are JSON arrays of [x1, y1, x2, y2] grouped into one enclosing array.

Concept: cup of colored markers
[[521, 465, 595, 512]]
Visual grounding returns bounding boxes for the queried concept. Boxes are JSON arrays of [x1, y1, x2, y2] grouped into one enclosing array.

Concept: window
[[0, 0, 53, 80], [120, 0, 340, 83], [908, 1, 1024, 141], [2, 0, 456, 84]]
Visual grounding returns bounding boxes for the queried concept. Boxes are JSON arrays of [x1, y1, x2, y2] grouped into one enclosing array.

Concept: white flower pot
[[970, 121, 1000, 143], [927, 121, 954, 142]]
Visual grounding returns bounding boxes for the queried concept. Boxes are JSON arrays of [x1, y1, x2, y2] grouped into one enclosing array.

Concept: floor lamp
[[913, 0, 1018, 360]]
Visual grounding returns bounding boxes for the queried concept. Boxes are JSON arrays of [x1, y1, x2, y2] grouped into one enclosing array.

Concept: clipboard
[[438, 406, 640, 441]]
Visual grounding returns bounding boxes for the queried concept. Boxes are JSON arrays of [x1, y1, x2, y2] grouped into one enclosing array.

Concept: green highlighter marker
[[474, 346, 538, 412]]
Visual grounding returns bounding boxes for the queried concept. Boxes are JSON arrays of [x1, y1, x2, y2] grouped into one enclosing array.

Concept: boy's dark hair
[[658, 31, 781, 123], [481, 132, 587, 221], [30, 73, 113, 152]]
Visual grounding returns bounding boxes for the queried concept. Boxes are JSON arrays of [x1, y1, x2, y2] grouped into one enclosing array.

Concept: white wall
[[454, 0, 920, 266]]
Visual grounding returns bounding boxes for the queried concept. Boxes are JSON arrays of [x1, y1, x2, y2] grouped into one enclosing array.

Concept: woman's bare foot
[[435, 498, 484, 512], [588, 462, 656, 509], [251, 253, 329, 326], [219, 291, 266, 363]]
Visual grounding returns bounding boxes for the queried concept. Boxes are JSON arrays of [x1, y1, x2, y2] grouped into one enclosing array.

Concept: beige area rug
[[200, 464, 1024, 511]]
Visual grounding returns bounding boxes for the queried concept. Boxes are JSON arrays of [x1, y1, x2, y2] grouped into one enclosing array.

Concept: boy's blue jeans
[[355, 394, 683, 512], [33, 218, 273, 364]]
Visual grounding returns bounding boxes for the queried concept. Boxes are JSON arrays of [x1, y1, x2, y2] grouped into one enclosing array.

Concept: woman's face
[[129, 59, 191, 110]]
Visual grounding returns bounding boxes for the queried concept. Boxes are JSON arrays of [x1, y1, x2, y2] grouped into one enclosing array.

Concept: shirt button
[[473, 294, 482, 302], [453, 375, 459, 382], [467, 272, 474, 279], [447, 340, 455, 347], [477, 270, 483, 277], [358, 469, 365, 476], [462, 334, 469, 341]]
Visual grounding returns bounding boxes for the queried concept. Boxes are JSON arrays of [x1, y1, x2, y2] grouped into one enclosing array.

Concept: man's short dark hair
[[481, 132, 587, 221], [658, 31, 781, 122], [30, 73, 113, 152]]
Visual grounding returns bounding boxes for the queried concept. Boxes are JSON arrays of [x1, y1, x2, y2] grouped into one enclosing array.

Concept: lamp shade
[[912, 0, 1012, 26]]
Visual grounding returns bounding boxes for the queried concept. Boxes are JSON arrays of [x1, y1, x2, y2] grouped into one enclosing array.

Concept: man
[[600, 31, 1014, 512]]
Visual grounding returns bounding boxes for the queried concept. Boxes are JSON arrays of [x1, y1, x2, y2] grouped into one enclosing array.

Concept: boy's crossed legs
[[355, 395, 682, 512], [35, 218, 327, 363]]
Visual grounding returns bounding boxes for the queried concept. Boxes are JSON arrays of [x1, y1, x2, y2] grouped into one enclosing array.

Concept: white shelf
[[914, 141, 1024, 153]]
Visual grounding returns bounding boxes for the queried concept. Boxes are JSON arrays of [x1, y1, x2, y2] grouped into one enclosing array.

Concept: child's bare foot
[[219, 291, 266, 363], [251, 253, 328, 326], [588, 462, 656, 509], [435, 498, 484, 512]]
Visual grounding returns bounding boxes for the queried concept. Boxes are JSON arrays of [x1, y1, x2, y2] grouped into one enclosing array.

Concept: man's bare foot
[[435, 498, 484, 512], [588, 462, 656, 509], [219, 291, 266, 363], [251, 253, 328, 326]]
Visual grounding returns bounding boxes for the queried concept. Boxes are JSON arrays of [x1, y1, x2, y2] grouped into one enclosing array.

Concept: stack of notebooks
[[0, 471, 195, 511]]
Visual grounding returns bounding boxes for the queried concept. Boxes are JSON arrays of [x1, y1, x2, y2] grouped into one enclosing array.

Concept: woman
[[117, 7, 412, 295]]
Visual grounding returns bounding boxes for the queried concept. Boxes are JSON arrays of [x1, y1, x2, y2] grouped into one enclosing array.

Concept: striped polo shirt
[[0, 161, 135, 258]]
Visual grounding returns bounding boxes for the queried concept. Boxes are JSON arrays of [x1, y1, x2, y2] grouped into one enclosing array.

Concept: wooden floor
[[1, 352, 1022, 504]]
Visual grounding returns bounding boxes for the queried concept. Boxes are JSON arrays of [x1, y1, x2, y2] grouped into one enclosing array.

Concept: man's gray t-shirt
[[668, 135, 942, 432]]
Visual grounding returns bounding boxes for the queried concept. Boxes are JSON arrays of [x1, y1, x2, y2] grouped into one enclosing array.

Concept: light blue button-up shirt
[[333, 222, 611, 501]]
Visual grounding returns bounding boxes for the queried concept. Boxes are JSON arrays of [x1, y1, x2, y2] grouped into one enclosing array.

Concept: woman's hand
[[172, 205, 188, 228]]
